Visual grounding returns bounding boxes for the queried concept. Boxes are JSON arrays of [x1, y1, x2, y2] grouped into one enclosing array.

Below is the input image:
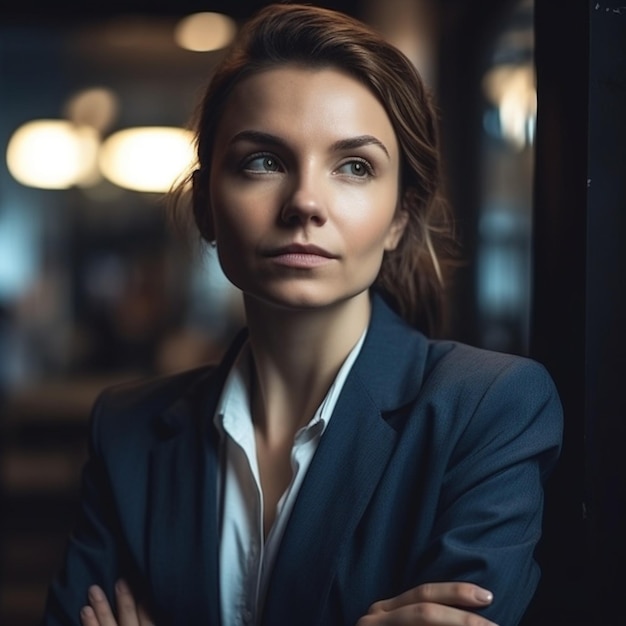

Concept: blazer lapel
[[261, 294, 429, 626], [261, 378, 397, 626], [146, 331, 248, 626]]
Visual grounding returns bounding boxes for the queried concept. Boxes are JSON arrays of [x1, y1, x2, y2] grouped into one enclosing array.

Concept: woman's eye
[[243, 155, 281, 173], [337, 159, 372, 178]]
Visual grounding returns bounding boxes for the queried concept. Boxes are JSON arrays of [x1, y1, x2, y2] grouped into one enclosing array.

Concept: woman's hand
[[78, 579, 496, 626], [356, 582, 499, 626], [80, 580, 154, 626]]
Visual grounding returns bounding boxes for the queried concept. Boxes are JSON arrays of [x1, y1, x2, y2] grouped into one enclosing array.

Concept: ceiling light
[[6, 120, 100, 190], [174, 12, 237, 52], [98, 126, 195, 193], [64, 87, 119, 134]]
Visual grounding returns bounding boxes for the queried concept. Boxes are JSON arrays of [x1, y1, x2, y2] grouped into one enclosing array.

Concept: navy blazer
[[42, 294, 563, 626]]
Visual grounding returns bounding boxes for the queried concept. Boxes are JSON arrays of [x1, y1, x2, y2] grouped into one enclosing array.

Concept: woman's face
[[207, 64, 407, 313]]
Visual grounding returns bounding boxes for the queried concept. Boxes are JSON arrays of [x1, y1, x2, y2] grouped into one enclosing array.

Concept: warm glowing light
[[6, 120, 100, 189], [98, 127, 195, 193], [174, 12, 237, 52], [482, 64, 536, 149], [64, 87, 119, 133]]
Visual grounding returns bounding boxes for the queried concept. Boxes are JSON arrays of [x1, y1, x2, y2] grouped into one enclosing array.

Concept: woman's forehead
[[213, 65, 399, 155]]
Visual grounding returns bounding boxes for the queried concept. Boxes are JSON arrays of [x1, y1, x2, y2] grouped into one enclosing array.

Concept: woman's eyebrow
[[331, 135, 390, 159], [228, 130, 390, 159], [228, 130, 285, 147]]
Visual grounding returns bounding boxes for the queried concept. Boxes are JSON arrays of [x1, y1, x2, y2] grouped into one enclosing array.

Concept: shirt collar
[[214, 328, 367, 442]]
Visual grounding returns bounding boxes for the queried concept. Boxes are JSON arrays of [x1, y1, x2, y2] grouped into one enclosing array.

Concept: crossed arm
[[80, 579, 499, 626]]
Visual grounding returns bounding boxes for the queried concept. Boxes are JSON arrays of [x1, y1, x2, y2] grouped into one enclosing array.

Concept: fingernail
[[88, 585, 104, 602], [116, 579, 129, 594], [474, 588, 493, 603], [80, 606, 93, 618]]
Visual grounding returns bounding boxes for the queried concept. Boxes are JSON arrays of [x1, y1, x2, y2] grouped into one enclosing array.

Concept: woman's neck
[[243, 293, 370, 446]]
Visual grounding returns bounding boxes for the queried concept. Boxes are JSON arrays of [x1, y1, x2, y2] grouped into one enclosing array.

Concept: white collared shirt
[[214, 331, 366, 626]]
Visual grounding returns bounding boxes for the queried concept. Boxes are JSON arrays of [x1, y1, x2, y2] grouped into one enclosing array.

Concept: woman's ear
[[192, 169, 215, 242], [384, 206, 409, 251]]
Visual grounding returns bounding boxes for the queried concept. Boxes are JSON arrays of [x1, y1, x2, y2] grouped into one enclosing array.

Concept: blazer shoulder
[[425, 339, 559, 397], [95, 365, 217, 414], [88, 328, 248, 450], [88, 364, 219, 445], [423, 340, 563, 451]]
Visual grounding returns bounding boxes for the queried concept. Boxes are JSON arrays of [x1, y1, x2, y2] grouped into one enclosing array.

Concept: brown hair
[[174, 3, 457, 336]]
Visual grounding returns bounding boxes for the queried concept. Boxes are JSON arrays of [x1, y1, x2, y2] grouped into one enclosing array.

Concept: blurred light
[[174, 12, 237, 52], [482, 108, 501, 139], [479, 208, 528, 239], [6, 120, 100, 190], [0, 204, 39, 299], [98, 126, 195, 193], [482, 64, 536, 149], [478, 245, 524, 316], [64, 87, 119, 134]]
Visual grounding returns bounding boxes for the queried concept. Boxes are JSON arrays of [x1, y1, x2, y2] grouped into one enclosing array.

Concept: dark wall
[[585, 2, 626, 623], [530, 0, 590, 623], [532, 1, 626, 625]]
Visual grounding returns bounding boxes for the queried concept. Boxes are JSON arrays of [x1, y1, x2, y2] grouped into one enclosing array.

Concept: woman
[[42, 4, 562, 626]]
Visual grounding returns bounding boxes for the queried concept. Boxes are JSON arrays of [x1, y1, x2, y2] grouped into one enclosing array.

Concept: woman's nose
[[280, 173, 327, 227]]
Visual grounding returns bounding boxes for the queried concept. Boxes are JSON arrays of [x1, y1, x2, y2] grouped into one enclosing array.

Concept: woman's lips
[[264, 244, 337, 268]]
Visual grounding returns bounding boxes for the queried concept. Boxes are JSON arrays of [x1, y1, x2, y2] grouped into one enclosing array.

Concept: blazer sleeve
[[416, 355, 563, 626], [40, 390, 126, 626]]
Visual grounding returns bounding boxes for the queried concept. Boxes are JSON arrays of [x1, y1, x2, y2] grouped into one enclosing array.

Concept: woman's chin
[[242, 287, 371, 316]]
